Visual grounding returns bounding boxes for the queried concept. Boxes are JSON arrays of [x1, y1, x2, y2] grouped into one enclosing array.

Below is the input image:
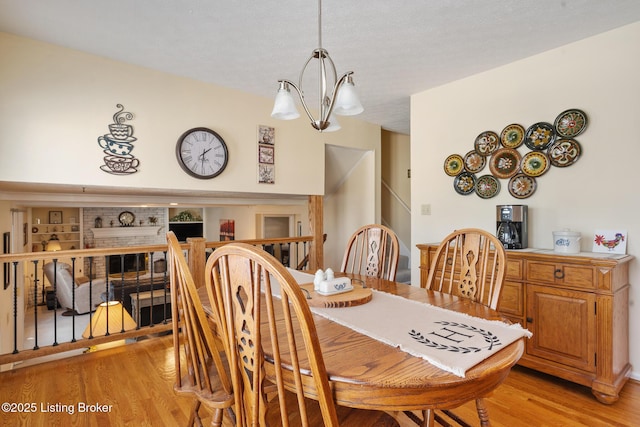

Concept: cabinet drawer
[[505, 258, 523, 280], [526, 261, 595, 289], [497, 280, 523, 317]]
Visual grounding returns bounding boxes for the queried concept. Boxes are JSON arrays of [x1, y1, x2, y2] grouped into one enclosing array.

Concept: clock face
[[176, 127, 228, 179]]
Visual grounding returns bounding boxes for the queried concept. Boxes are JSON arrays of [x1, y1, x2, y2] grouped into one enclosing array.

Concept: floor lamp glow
[[82, 301, 137, 338]]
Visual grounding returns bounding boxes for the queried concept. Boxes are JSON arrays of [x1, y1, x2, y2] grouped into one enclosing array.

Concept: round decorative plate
[[500, 124, 525, 148], [444, 154, 464, 176], [508, 174, 537, 199], [489, 148, 521, 179], [463, 150, 486, 173], [520, 151, 550, 177], [547, 139, 582, 167], [474, 131, 500, 156], [524, 122, 556, 151], [475, 175, 500, 199], [554, 109, 588, 138], [453, 172, 476, 195]]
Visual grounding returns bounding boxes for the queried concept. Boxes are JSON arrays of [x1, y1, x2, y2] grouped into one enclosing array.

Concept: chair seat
[[174, 371, 234, 410]]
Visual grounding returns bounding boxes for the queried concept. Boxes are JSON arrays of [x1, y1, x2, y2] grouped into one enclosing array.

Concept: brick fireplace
[[83, 207, 167, 278]]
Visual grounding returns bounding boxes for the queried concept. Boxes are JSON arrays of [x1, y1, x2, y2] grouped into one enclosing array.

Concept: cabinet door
[[526, 284, 596, 373]]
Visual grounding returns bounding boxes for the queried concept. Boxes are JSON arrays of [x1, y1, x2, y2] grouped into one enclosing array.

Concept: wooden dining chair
[[205, 242, 399, 426], [340, 224, 400, 281], [422, 228, 506, 310], [411, 227, 507, 427], [167, 231, 234, 427]]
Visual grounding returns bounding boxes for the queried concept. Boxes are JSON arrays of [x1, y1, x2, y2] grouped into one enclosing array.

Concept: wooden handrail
[[0, 235, 317, 367]]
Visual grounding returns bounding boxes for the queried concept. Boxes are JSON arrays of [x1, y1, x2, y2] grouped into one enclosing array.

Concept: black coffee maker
[[496, 205, 528, 249]]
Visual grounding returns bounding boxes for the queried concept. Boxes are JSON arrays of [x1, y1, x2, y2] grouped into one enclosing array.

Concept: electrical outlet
[[421, 204, 431, 215], [407, 169, 411, 178]]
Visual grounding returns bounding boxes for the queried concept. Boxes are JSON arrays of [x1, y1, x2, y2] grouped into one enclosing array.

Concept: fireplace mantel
[[91, 226, 161, 239]]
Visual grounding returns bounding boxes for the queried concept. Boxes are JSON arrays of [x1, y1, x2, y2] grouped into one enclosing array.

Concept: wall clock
[[118, 211, 135, 227], [176, 127, 229, 179]]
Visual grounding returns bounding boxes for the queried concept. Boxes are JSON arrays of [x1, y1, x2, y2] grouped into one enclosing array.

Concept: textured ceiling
[[2, 1, 640, 135]]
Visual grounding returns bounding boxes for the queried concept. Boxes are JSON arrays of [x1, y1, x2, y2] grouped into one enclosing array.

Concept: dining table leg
[[421, 409, 434, 427], [476, 398, 490, 427]]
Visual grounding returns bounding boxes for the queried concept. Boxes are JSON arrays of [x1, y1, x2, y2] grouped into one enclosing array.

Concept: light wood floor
[[1, 333, 638, 426]]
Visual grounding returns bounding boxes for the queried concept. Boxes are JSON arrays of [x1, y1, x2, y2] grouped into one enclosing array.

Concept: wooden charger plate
[[299, 283, 372, 308]]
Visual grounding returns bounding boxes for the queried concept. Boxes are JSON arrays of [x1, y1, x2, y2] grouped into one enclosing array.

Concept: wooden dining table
[[198, 273, 525, 423]]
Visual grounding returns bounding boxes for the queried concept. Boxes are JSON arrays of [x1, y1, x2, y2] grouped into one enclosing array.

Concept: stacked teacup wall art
[[444, 109, 587, 199], [97, 104, 139, 175]]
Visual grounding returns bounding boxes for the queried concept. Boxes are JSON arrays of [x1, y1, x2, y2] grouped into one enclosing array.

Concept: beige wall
[[381, 130, 411, 249], [0, 201, 13, 362], [0, 32, 379, 197], [203, 204, 308, 241], [411, 22, 640, 378], [324, 150, 376, 270], [0, 31, 381, 269]]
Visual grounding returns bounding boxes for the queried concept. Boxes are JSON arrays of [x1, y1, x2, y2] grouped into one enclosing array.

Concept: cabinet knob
[[526, 317, 533, 323], [554, 268, 565, 279]]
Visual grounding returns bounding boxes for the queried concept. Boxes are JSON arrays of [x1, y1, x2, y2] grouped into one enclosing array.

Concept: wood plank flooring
[[1, 333, 638, 426]]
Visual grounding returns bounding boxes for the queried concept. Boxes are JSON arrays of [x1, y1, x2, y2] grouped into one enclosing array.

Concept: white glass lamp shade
[[333, 77, 364, 116], [271, 83, 300, 120]]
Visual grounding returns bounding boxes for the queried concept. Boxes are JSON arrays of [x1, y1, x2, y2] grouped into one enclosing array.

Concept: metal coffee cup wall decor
[[97, 104, 139, 175], [443, 108, 587, 199]]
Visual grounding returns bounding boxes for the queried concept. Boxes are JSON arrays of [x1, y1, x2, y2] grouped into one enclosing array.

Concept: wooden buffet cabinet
[[417, 243, 633, 404]]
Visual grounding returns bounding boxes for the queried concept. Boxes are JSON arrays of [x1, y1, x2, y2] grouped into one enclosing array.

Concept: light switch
[[421, 204, 431, 215]]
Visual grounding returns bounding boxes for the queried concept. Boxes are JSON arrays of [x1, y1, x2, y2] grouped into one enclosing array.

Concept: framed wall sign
[[49, 211, 62, 224]]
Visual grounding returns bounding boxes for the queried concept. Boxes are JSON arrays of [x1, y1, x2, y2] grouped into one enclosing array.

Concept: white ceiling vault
[[2, 1, 640, 135]]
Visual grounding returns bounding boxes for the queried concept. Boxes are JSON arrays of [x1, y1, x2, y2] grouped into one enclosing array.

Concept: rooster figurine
[[594, 233, 625, 251]]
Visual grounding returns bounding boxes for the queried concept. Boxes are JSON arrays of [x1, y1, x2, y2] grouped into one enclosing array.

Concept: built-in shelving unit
[[30, 207, 83, 252], [168, 208, 204, 242]]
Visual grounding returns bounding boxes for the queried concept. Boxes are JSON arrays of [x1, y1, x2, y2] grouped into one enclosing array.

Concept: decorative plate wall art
[[520, 151, 550, 177], [489, 148, 521, 179], [474, 131, 500, 156], [475, 175, 500, 199], [524, 122, 556, 151], [443, 108, 586, 199], [500, 124, 525, 149], [454, 172, 476, 195], [463, 150, 486, 173], [554, 109, 588, 138], [508, 174, 537, 199], [444, 154, 465, 176], [547, 139, 581, 167]]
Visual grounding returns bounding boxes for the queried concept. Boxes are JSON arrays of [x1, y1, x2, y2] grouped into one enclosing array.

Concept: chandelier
[[270, 0, 364, 132]]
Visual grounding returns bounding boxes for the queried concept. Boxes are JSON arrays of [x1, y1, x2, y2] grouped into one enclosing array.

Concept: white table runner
[[286, 269, 531, 377]]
